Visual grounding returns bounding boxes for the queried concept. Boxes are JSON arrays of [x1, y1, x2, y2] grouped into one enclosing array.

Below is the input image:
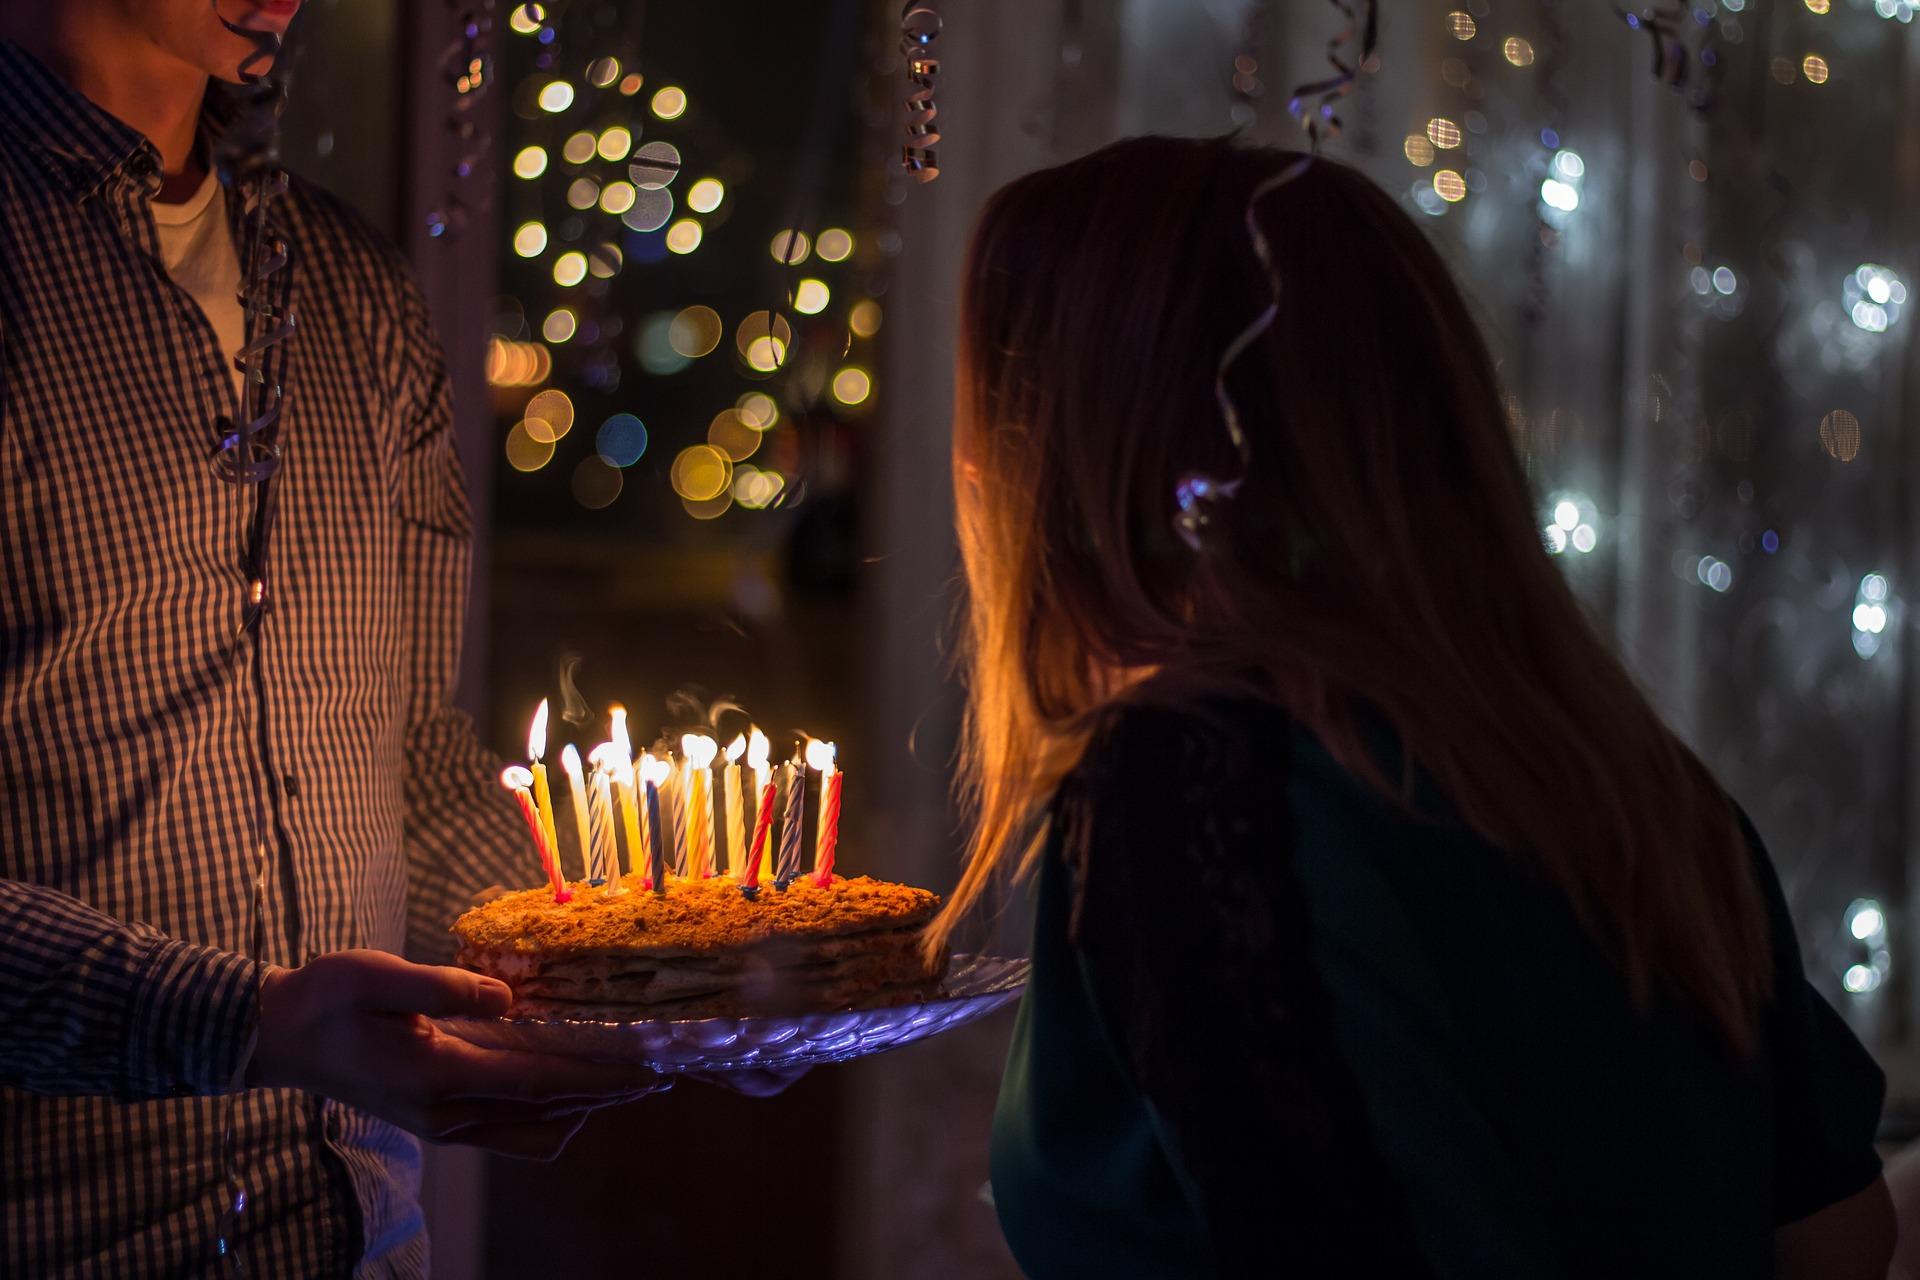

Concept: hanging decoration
[[427, 0, 500, 239], [899, 4, 942, 181]]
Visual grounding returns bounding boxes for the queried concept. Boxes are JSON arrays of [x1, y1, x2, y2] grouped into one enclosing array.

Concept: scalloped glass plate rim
[[434, 953, 1029, 1074]]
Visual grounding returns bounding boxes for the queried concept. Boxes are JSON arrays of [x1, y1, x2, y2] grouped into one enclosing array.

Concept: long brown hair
[[926, 135, 1772, 1051]]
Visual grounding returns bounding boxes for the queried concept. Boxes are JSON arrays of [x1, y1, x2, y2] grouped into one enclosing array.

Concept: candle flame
[[682, 733, 718, 770], [609, 704, 632, 758], [500, 764, 534, 790], [724, 733, 747, 763], [747, 728, 771, 771], [559, 742, 586, 779], [587, 741, 623, 774], [639, 752, 672, 787], [804, 738, 837, 774], [528, 698, 550, 760]]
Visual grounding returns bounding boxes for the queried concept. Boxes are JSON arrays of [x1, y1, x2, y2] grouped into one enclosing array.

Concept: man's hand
[[250, 950, 666, 1160]]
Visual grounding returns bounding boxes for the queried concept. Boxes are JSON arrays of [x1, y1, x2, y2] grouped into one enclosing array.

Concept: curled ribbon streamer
[[1176, 1, 1377, 552], [427, 2, 498, 239], [1283, 0, 1378, 148], [899, 4, 941, 181], [1611, 3, 1716, 110]]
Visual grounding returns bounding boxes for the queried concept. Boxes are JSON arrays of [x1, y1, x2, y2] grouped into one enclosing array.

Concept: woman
[[923, 136, 1892, 1277]]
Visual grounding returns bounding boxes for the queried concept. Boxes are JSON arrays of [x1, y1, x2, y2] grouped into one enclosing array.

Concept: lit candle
[[559, 743, 594, 884], [748, 728, 771, 818], [500, 765, 569, 902], [608, 709, 646, 887], [586, 749, 621, 890], [640, 752, 670, 892], [661, 754, 687, 878], [807, 740, 842, 886], [742, 777, 777, 892], [721, 734, 747, 877], [682, 733, 717, 878], [527, 700, 562, 877], [776, 754, 805, 886]]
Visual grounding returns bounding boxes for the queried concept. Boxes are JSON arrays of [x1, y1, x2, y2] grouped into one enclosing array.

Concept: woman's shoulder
[[1065, 692, 1292, 801]]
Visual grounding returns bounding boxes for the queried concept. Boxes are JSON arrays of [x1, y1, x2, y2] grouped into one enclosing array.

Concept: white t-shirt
[[149, 164, 247, 404]]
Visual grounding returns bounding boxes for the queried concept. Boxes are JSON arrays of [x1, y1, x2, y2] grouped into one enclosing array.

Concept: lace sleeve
[[1056, 701, 1431, 1276]]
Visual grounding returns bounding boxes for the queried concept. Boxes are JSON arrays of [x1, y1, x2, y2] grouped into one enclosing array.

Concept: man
[[0, 3, 661, 1274]]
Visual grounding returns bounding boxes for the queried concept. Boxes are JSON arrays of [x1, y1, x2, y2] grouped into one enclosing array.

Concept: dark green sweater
[[990, 700, 1883, 1277]]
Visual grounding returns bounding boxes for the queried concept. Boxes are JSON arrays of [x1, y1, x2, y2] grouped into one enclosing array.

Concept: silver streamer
[[899, 4, 941, 181], [1175, 1, 1378, 553]]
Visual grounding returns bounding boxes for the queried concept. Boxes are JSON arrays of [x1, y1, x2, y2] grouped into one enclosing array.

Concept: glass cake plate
[[434, 953, 1029, 1074]]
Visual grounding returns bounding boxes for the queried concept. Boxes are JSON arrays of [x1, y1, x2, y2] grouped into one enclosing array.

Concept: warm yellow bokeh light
[[1403, 135, 1434, 166], [671, 444, 732, 501], [708, 409, 763, 461], [744, 336, 787, 372], [1503, 36, 1534, 66], [511, 145, 548, 180], [1802, 53, 1830, 84], [525, 389, 575, 439], [815, 228, 854, 262], [505, 420, 555, 471], [618, 72, 644, 96], [687, 178, 725, 213], [668, 305, 724, 358], [543, 308, 577, 344], [508, 4, 545, 35], [831, 367, 872, 406], [770, 230, 810, 264], [1426, 117, 1462, 149], [586, 57, 621, 88], [562, 131, 596, 165], [736, 391, 779, 430], [538, 81, 574, 113], [512, 221, 547, 257], [665, 219, 703, 254], [793, 278, 830, 315], [567, 177, 600, 209], [849, 299, 882, 338], [599, 181, 637, 215], [650, 85, 688, 119], [597, 126, 633, 161], [552, 252, 587, 287], [1433, 170, 1467, 203], [1805, 0, 1830, 12], [1447, 10, 1476, 39]]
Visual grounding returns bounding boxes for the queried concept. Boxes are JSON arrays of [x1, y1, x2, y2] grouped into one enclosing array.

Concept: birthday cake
[[452, 874, 947, 1020]]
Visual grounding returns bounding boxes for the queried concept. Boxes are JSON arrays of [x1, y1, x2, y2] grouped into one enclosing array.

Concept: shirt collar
[[0, 38, 243, 203]]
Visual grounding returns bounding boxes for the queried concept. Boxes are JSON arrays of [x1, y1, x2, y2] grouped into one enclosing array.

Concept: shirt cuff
[[123, 936, 264, 1099]]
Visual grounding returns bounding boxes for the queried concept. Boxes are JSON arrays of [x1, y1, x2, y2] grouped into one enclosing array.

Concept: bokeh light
[[538, 80, 574, 113], [682, 492, 733, 520], [621, 187, 674, 233], [508, 4, 545, 35], [1404, 135, 1435, 166], [1426, 117, 1462, 149], [849, 299, 882, 337], [1844, 264, 1907, 333], [1820, 409, 1862, 461], [636, 311, 691, 375], [1433, 170, 1467, 202], [485, 337, 551, 387], [732, 466, 786, 509], [1503, 36, 1534, 66], [793, 278, 830, 315], [512, 221, 547, 257], [665, 218, 703, 254], [596, 413, 648, 467], [523, 389, 574, 442], [668, 305, 724, 358], [552, 251, 587, 287], [815, 228, 855, 262], [736, 391, 779, 430], [505, 420, 554, 471], [512, 145, 548, 179], [566, 177, 600, 210], [597, 126, 633, 161], [1802, 53, 1829, 84], [586, 57, 621, 88], [542, 308, 577, 343], [588, 242, 623, 278], [831, 366, 872, 406], [618, 72, 644, 95], [770, 230, 811, 264], [599, 181, 637, 215], [708, 409, 763, 461], [650, 85, 688, 119], [629, 141, 682, 189], [686, 178, 725, 213], [562, 130, 596, 164], [1447, 10, 1477, 39], [671, 444, 732, 501], [572, 455, 623, 509]]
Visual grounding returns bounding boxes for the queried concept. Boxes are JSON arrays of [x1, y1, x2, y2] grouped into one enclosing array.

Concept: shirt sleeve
[[1739, 811, 1887, 1224], [388, 268, 532, 964], [0, 879, 261, 1099], [1055, 702, 1432, 1275]]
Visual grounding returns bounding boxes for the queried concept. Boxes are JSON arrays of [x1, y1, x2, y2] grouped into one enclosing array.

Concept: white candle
[[558, 743, 594, 884]]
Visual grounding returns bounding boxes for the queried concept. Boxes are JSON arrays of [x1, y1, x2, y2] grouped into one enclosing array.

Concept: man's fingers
[[344, 953, 511, 1018], [428, 1035, 664, 1102]]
